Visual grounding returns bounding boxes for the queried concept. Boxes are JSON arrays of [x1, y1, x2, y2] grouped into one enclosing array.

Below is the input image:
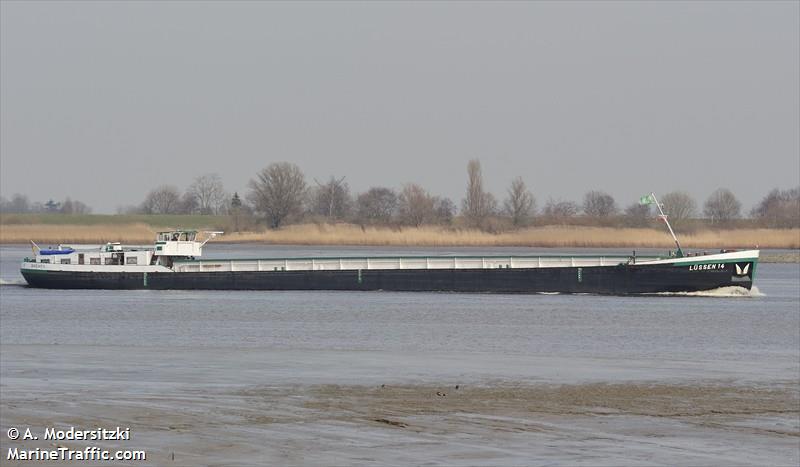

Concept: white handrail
[[172, 255, 640, 273]]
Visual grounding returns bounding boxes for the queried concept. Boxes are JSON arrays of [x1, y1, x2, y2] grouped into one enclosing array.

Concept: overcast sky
[[1, 1, 798, 214]]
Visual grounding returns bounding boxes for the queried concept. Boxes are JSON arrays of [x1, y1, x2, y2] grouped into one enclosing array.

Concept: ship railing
[[172, 255, 658, 273]]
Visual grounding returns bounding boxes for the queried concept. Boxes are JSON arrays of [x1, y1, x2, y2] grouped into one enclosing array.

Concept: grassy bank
[[0, 213, 228, 229], [2, 221, 798, 250]]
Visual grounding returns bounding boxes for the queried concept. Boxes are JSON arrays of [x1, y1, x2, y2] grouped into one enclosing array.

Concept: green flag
[[639, 194, 656, 205]]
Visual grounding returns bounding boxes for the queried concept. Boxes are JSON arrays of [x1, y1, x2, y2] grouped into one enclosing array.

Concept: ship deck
[[171, 254, 662, 273]]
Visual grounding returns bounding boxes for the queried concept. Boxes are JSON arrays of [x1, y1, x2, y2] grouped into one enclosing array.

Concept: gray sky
[[1, 1, 798, 214]]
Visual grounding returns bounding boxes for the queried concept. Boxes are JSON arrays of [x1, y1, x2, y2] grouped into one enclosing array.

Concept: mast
[[200, 231, 224, 247], [649, 192, 683, 257]]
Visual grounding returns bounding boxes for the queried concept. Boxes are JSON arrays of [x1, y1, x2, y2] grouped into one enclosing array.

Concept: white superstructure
[[22, 230, 220, 273]]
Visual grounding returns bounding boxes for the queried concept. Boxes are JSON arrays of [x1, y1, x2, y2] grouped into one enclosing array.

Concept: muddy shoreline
[[3, 380, 797, 466], [2, 346, 798, 466]]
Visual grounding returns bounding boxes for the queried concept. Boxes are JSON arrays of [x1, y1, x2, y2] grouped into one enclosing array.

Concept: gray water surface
[[1, 244, 797, 363], [1, 244, 798, 466]]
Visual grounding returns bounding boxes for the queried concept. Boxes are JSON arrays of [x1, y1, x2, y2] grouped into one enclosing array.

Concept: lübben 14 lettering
[[687, 263, 725, 271]]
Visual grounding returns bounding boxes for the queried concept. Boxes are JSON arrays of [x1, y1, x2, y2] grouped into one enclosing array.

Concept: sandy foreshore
[[1, 346, 798, 466]]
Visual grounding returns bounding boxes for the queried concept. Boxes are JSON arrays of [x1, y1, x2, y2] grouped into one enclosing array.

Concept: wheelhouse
[[156, 231, 198, 242], [154, 230, 203, 258]]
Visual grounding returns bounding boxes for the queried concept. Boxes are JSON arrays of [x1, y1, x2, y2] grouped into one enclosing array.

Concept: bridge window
[[40, 258, 50, 263], [104, 257, 115, 265], [60, 258, 71, 264], [90, 257, 101, 265], [126, 257, 138, 265]]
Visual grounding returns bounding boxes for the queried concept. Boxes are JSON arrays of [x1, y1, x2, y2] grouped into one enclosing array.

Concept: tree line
[[140, 160, 800, 231], [126, 174, 229, 216], [2, 160, 798, 230], [0, 195, 91, 215]]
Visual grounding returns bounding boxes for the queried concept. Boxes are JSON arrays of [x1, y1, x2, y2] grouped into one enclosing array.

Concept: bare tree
[[61, 198, 74, 214], [60, 198, 91, 215], [311, 176, 352, 220], [398, 183, 436, 227], [142, 185, 182, 214], [187, 174, 226, 215], [6, 194, 30, 213], [623, 203, 651, 227], [179, 191, 199, 214], [660, 191, 697, 225], [542, 198, 579, 220], [247, 162, 307, 228], [74, 200, 91, 214], [503, 177, 535, 227], [356, 187, 397, 224], [462, 159, 496, 228], [703, 188, 741, 224], [751, 187, 800, 228], [433, 196, 456, 225], [583, 190, 617, 217]]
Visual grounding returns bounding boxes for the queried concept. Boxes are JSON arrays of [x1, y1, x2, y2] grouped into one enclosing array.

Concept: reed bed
[[226, 224, 799, 249], [0, 223, 156, 245], [4, 222, 797, 249]]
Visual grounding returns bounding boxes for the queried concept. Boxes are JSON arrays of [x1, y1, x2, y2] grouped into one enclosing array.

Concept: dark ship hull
[[21, 258, 756, 295]]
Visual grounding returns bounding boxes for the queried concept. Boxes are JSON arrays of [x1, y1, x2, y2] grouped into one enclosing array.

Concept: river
[[1, 244, 798, 466]]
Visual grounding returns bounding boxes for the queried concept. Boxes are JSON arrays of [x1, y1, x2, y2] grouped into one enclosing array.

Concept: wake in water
[[0, 278, 27, 286], [536, 286, 765, 297], [654, 285, 764, 298]]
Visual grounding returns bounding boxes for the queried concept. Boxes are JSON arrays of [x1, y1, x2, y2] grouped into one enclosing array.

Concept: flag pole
[[649, 192, 683, 257]]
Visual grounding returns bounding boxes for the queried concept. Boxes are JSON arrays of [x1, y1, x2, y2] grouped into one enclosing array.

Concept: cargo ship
[[19, 194, 759, 294]]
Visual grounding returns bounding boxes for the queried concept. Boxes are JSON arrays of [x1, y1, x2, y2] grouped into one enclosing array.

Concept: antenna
[[649, 192, 683, 257]]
